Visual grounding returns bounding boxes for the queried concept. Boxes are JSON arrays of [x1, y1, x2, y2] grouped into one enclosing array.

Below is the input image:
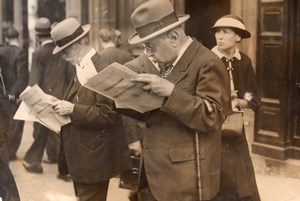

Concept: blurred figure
[[23, 17, 74, 175], [211, 14, 261, 201], [98, 27, 136, 200], [0, 27, 28, 162], [114, 29, 123, 48], [0, 159, 20, 201], [98, 27, 133, 65]]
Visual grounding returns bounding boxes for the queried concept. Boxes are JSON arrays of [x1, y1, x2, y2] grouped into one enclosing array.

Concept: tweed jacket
[[124, 40, 231, 201], [61, 52, 131, 184], [29, 42, 74, 99]]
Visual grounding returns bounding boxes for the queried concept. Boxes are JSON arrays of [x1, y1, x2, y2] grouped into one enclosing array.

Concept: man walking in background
[[22, 17, 74, 174], [0, 27, 28, 162]]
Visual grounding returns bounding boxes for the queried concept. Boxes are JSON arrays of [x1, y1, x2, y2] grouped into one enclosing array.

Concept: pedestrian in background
[[120, 0, 231, 200], [211, 14, 261, 201], [50, 18, 131, 201], [98, 27, 133, 65], [22, 17, 74, 175], [0, 27, 28, 162]]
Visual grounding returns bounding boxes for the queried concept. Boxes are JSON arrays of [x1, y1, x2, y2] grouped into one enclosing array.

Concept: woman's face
[[214, 28, 241, 51]]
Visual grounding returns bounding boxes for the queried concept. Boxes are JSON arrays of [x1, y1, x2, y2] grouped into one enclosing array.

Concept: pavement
[[7, 121, 300, 201]]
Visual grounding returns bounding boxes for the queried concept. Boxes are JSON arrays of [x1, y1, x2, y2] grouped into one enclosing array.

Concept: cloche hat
[[211, 15, 251, 39], [51, 17, 90, 54], [35, 17, 51, 36], [128, 0, 190, 45]]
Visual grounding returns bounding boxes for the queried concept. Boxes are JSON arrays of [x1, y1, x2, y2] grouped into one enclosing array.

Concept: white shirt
[[76, 48, 98, 85]]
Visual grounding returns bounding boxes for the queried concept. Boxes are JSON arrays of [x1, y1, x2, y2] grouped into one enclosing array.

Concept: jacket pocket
[[79, 128, 109, 151], [168, 147, 206, 163]]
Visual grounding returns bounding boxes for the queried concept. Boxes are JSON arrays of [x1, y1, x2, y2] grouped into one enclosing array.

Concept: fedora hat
[[211, 15, 251, 39], [128, 0, 190, 45], [51, 17, 90, 54], [35, 17, 51, 36]]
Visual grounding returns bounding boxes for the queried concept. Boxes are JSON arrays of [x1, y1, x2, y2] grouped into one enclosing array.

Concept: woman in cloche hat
[[211, 15, 261, 201]]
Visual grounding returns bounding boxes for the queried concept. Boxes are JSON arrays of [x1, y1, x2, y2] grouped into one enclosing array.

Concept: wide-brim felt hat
[[51, 17, 90, 54], [211, 15, 251, 39], [128, 0, 190, 45]]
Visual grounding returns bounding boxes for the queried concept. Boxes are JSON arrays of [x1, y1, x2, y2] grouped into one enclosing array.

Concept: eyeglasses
[[141, 42, 155, 52]]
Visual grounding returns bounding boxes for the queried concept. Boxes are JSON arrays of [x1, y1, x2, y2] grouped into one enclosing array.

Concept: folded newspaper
[[83, 62, 164, 113], [14, 85, 71, 133]]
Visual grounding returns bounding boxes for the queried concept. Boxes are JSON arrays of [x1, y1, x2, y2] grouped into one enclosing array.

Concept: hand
[[128, 140, 142, 156], [231, 98, 240, 111], [231, 90, 238, 99], [52, 100, 74, 116], [131, 74, 175, 97], [45, 94, 58, 104]]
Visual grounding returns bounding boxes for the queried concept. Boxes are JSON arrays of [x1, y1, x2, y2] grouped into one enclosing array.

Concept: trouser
[[24, 123, 59, 165], [73, 180, 110, 201], [45, 128, 60, 161], [0, 99, 24, 160], [58, 134, 69, 175], [0, 100, 10, 163]]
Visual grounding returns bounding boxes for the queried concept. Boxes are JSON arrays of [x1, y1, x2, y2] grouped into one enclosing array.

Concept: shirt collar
[[9, 41, 20, 47], [79, 48, 97, 67], [101, 42, 116, 49], [211, 46, 241, 60], [172, 37, 193, 66]]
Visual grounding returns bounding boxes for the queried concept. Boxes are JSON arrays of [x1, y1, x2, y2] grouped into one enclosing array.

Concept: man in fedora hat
[[0, 27, 28, 162], [50, 17, 131, 201], [23, 17, 74, 175], [120, 0, 231, 200]]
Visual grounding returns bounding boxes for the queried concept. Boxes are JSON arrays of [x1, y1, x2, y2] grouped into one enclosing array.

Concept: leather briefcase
[[119, 155, 147, 191]]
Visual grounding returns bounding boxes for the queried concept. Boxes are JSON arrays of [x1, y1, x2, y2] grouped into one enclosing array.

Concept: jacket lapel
[[65, 75, 81, 101], [166, 40, 200, 84]]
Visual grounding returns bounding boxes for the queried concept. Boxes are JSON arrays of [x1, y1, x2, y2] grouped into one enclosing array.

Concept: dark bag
[[119, 155, 147, 191], [222, 111, 244, 138]]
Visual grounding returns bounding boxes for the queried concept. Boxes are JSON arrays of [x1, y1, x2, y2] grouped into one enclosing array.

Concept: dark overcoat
[[124, 40, 231, 201], [61, 53, 131, 184], [29, 42, 74, 98], [219, 52, 261, 201]]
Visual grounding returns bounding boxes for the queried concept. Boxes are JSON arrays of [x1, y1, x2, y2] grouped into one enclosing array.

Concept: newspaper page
[[16, 85, 71, 133], [83, 62, 164, 113]]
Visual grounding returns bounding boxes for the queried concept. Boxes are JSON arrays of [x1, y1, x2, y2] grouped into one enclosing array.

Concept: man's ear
[[168, 30, 179, 47]]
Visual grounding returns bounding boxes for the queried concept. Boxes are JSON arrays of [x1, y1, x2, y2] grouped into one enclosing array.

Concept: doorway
[[185, 0, 230, 49]]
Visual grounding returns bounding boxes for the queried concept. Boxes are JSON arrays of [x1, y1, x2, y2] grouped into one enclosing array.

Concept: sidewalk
[[8, 122, 300, 201]]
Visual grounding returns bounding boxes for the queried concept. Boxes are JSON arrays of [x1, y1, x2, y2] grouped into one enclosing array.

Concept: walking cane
[[195, 131, 203, 201]]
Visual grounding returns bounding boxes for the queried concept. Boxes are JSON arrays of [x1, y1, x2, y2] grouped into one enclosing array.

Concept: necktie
[[160, 63, 174, 78]]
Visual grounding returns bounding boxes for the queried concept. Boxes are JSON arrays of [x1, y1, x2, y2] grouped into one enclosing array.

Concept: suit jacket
[[99, 46, 133, 65], [29, 42, 74, 99], [61, 52, 131, 184], [0, 45, 28, 97], [124, 40, 231, 201]]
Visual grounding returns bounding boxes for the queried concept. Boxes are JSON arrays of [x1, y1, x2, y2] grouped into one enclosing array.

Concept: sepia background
[[1, 0, 300, 200]]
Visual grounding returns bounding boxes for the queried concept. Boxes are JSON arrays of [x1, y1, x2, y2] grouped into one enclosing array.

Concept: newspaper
[[83, 62, 164, 113], [14, 85, 71, 133]]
